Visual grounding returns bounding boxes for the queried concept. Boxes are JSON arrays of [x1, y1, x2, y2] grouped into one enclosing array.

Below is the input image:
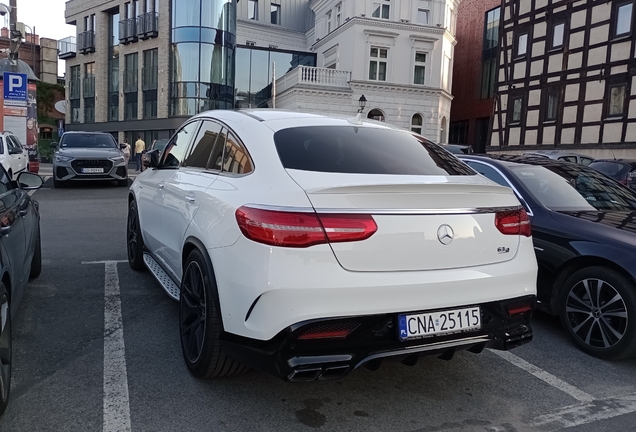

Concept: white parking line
[[488, 349, 595, 403], [83, 260, 131, 432], [531, 392, 636, 430]]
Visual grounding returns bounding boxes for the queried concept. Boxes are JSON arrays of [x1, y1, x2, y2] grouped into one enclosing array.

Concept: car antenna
[[611, 148, 617, 160]]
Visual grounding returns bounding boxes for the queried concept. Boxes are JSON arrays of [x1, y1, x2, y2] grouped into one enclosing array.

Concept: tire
[[0, 283, 12, 417], [558, 266, 636, 360], [29, 226, 42, 279], [53, 177, 65, 189], [117, 179, 129, 187], [127, 200, 145, 271], [179, 249, 247, 379]]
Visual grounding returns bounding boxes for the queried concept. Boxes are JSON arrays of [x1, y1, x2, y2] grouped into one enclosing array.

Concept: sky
[[11, 0, 76, 75]]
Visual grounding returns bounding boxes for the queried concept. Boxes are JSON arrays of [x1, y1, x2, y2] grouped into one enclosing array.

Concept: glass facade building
[[235, 47, 315, 108], [170, 0, 237, 115]]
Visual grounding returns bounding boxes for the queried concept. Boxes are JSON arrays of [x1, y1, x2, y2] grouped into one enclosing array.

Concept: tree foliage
[[36, 82, 65, 120]]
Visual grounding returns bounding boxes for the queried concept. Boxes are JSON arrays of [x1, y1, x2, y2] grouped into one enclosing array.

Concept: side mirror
[[17, 172, 43, 190], [143, 149, 159, 168]]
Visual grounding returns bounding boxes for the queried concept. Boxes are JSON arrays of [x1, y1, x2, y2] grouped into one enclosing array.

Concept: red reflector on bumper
[[297, 330, 352, 340], [508, 304, 533, 315]]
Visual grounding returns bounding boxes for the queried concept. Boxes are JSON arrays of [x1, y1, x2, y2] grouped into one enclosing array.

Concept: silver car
[[53, 132, 128, 188], [524, 150, 594, 166]]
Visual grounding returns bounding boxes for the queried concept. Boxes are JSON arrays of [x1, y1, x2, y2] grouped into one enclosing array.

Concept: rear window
[[273, 126, 475, 176], [589, 161, 631, 180]]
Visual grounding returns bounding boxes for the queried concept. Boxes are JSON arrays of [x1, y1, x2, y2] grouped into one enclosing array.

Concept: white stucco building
[[236, 0, 461, 143]]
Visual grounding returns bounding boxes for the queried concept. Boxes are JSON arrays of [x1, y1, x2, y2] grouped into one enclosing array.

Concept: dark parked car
[[441, 144, 473, 155], [0, 169, 43, 416], [588, 159, 636, 189], [460, 154, 636, 360]]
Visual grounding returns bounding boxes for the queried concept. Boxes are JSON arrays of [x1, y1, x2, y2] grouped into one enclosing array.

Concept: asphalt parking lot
[[1, 170, 636, 431]]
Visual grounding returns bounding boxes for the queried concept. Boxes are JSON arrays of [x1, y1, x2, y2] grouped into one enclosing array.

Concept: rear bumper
[[220, 295, 535, 381]]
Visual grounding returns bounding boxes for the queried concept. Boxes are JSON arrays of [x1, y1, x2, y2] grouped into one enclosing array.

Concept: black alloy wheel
[[127, 200, 145, 271], [179, 249, 246, 378], [560, 266, 636, 360], [0, 284, 11, 416], [180, 260, 207, 364]]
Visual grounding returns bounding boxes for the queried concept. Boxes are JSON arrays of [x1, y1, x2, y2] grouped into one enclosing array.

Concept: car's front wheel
[[559, 266, 636, 360], [127, 200, 145, 271], [179, 249, 246, 378], [0, 283, 12, 416]]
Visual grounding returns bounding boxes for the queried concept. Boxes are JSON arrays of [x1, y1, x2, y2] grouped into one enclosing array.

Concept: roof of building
[[0, 58, 39, 81]]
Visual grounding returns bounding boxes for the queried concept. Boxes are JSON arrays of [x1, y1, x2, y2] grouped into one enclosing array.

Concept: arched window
[[367, 109, 385, 122], [440, 117, 447, 143], [411, 114, 423, 134]]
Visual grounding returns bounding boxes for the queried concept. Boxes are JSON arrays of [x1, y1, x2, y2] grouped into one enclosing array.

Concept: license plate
[[398, 307, 481, 341], [81, 168, 104, 174]]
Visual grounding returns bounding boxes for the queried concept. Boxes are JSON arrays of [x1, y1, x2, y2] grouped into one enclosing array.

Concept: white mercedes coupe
[[127, 110, 538, 381]]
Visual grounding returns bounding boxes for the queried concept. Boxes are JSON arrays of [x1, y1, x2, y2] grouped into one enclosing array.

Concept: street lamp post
[[358, 95, 367, 114], [20, 22, 35, 75], [0, 1, 20, 72]]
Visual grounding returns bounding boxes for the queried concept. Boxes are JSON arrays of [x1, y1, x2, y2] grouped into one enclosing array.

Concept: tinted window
[[274, 126, 475, 176], [512, 164, 636, 212], [589, 161, 631, 180], [580, 157, 594, 166], [0, 165, 10, 195], [222, 133, 253, 174], [6, 137, 19, 153], [211, 130, 226, 171], [463, 161, 509, 187], [162, 121, 200, 167], [61, 133, 117, 149], [184, 121, 223, 169], [558, 156, 577, 163]]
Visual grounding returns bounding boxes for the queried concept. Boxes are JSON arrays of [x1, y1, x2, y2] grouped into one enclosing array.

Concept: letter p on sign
[[9, 75, 22, 92]]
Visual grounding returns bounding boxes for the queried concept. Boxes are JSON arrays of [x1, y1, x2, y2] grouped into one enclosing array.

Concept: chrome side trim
[[356, 336, 492, 369], [245, 203, 523, 215]]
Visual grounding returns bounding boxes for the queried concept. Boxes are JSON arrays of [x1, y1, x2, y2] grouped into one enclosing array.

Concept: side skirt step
[[143, 253, 180, 301]]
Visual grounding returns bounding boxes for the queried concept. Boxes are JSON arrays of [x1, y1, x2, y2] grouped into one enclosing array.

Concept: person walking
[[135, 135, 146, 172], [121, 138, 131, 166]]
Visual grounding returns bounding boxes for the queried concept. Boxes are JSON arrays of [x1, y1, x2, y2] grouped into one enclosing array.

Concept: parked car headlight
[[111, 156, 125, 163], [55, 154, 73, 162]]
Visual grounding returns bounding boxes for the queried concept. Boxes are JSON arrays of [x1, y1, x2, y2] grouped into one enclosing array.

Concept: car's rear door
[[161, 120, 225, 278]]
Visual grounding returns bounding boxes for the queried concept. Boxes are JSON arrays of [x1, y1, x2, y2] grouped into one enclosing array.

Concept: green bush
[[38, 139, 56, 163]]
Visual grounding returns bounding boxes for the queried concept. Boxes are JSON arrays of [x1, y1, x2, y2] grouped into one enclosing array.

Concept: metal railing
[[58, 36, 76, 58], [78, 31, 95, 53], [123, 69, 138, 93], [119, 18, 138, 43], [142, 66, 158, 91], [83, 77, 95, 98], [275, 66, 351, 94], [138, 12, 159, 38]]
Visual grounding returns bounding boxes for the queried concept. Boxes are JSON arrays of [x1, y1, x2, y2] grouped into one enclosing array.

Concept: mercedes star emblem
[[437, 224, 454, 245]]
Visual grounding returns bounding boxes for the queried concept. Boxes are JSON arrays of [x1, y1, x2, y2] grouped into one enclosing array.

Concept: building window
[[417, 9, 429, 25], [411, 114, 423, 134], [248, 0, 258, 20], [84, 63, 95, 123], [516, 33, 528, 57], [336, 4, 342, 27], [367, 109, 385, 122], [372, 0, 390, 19], [615, 2, 634, 37], [414, 52, 427, 85], [327, 11, 332, 33], [71, 100, 81, 123], [124, 53, 138, 120], [510, 96, 523, 123], [481, 7, 500, 99], [551, 22, 565, 49], [143, 49, 158, 119], [440, 117, 447, 143], [271, 3, 281, 25], [608, 84, 627, 117], [369, 47, 387, 81], [449, 120, 469, 145], [545, 92, 559, 121], [109, 11, 120, 122], [70, 65, 81, 123]]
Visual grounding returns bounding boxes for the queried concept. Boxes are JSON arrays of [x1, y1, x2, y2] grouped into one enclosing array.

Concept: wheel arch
[[2, 271, 10, 304], [548, 255, 636, 315]]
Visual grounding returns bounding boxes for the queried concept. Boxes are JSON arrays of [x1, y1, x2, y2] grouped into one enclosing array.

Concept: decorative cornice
[[349, 80, 454, 101], [322, 43, 339, 58], [364, 29, 400, 39], [313, 17, 446, 50]]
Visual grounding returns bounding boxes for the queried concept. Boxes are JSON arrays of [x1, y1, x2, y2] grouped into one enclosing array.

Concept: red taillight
[[507, 301, 533, 316], [495, 209, 531, 237], [235, 206, 377, 248]]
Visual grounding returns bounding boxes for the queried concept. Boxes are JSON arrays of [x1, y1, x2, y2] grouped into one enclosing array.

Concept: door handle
[[185, 195, 196, 204], [18, 209, 27, 217], [158, 183, 165, 189], [0, 226, 10, 236]]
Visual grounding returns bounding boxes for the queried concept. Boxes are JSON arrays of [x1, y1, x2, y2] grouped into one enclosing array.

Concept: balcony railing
[[142, 66, 158, 91], [83, 77, 95, 98], [275, 66, 351, 94], [119, 18, 138, 44], [78, 31, 95, 54], [137, 12, 159, 39], [69, 78, 81, 100], [58, 36, 76, 59], [124, 69, 139, 93]]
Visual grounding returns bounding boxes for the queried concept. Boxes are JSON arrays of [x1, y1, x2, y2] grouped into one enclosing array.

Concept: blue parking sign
[[3, 72, 28, 103]]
